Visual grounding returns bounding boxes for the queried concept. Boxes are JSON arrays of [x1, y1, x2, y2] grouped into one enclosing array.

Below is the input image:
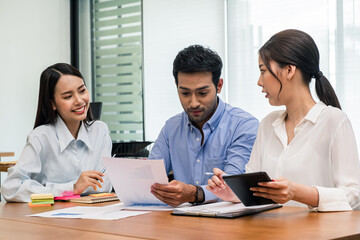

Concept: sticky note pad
[[89, 193, 116, 197], [54, 195, 81, 201], [31, 193, 54, 200], [28, 202, 52, 207]]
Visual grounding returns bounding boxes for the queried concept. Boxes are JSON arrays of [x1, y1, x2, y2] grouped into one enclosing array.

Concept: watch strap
[[189, 185, 205, 204]]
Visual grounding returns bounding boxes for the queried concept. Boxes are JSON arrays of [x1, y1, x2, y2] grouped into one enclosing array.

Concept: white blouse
[[246, 102, 360, 211], [1, 116, 113, 202]]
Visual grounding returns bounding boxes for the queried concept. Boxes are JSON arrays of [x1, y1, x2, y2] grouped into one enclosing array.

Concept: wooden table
[[0, 201, 359, 239], [0, 152, 14, 158], [0, 152, 16, 201], [0, 152, 15, 172]]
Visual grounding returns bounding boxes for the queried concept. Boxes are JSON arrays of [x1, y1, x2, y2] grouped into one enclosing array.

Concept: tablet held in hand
[[223, 172, 276, 206]]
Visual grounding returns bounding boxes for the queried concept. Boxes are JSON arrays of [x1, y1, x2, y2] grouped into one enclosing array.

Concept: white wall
[[0, 0, 70, 181], [0, 0, 225, 156], [143, 0, 226, 141]]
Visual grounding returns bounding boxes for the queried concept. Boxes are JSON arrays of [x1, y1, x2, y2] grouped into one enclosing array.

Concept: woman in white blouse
[[1, 63, 112, 202], [207, 29, 360, 211]]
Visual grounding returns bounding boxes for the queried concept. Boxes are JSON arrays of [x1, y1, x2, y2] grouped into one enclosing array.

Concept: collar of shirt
[[186, 97, 225, 132], [304, 101, 326, 123], [55, 116, 93, 152], [272, 101, 327, 129]]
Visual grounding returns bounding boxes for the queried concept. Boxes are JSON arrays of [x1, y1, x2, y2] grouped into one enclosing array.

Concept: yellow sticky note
[[89, 193, 116, 197]]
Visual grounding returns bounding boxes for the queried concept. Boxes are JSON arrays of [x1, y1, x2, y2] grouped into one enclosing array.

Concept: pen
[[101, 168, 106, 173], [204, 172, 228, 176]]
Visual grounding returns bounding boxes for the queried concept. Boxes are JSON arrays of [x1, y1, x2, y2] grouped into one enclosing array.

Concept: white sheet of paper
[[28, 203, 150, 220], [103, 157, 169, 206], [124, 202, 192, 211], [124, 204, 174, 211]]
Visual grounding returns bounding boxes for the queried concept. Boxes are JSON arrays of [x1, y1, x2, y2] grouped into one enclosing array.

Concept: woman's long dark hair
[[34, 63, 94, 129], [258, 29, 341, 109]]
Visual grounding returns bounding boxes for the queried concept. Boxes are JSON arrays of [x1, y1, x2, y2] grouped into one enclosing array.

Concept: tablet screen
[[223, 172, 276, 206]]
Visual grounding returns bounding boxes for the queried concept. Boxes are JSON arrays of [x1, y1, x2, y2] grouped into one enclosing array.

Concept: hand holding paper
[[102, 157, 169, 206], [151, 180, 197, 207]]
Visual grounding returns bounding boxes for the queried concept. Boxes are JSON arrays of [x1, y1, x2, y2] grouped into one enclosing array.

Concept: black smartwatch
[[189, 185, 205, 204]]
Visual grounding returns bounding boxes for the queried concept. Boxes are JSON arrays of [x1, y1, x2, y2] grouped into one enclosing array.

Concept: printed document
[[103, 157, 169, 207], [28, 203, 150, 220]]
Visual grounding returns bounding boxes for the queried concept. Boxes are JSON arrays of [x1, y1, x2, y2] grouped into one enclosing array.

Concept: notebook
[[69, 193, 118, 204], [172, 201, 281, 218]]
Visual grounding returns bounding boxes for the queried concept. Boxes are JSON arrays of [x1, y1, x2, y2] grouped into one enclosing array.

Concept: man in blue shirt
[[150, 45, 259, 206]]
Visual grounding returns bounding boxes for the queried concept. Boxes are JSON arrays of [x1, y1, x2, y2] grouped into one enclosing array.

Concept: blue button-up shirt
[[149, 98, 259, 202]]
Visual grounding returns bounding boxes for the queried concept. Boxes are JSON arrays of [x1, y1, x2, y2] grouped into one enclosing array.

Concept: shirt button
[[196, 181, 199, 185], [212, 127, 215, 130], [196, 138, 200, 141], [197, 159, 200, 163]]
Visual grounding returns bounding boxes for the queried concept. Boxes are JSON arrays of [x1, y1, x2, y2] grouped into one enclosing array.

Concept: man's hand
[[73, 170, 104, 195], [151, 180, 197, 207]]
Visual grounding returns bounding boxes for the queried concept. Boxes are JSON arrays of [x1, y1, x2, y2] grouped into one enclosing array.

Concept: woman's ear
[[286, 65, 296, 80], [51, 101, 56, 111]]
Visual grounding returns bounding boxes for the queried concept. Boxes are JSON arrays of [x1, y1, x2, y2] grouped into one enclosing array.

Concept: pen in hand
[[93, 168, 106, 190], [204, 172, 214, 176], [204, 172, 228, 176]]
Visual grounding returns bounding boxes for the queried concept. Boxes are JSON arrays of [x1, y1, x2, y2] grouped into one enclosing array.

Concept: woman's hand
[[251, 176, 319, 206], [206, 168, 240, 202], [250, 176, 295, 204], [73, 170, 105, 195]]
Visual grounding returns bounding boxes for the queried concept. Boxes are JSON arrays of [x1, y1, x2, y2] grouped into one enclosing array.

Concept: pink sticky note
[[54, 195, 81, 201]]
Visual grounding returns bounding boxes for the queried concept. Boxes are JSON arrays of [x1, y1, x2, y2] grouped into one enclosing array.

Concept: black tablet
[[223, 172, 276, 206]]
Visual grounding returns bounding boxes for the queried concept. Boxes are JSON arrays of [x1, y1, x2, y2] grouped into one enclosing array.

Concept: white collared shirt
[[1, 116, 112, 202], [246, 102, 360, 211]]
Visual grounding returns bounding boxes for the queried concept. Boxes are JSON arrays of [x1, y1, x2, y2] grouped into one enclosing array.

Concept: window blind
[[92, 0, 143, 141]]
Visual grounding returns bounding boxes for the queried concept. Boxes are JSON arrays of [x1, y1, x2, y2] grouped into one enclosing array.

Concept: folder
[[172, 201, 281, 218]]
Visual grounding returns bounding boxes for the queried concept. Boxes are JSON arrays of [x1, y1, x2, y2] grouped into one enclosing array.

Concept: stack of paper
[[29, 193, 54, 207]]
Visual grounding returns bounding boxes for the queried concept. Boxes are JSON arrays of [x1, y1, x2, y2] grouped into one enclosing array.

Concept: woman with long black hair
[[2, 63, 112, 202], [207, 29, 360, 211]]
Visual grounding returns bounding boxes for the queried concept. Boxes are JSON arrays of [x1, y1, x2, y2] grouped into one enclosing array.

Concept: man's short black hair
[[173, 45, 223, 87]]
